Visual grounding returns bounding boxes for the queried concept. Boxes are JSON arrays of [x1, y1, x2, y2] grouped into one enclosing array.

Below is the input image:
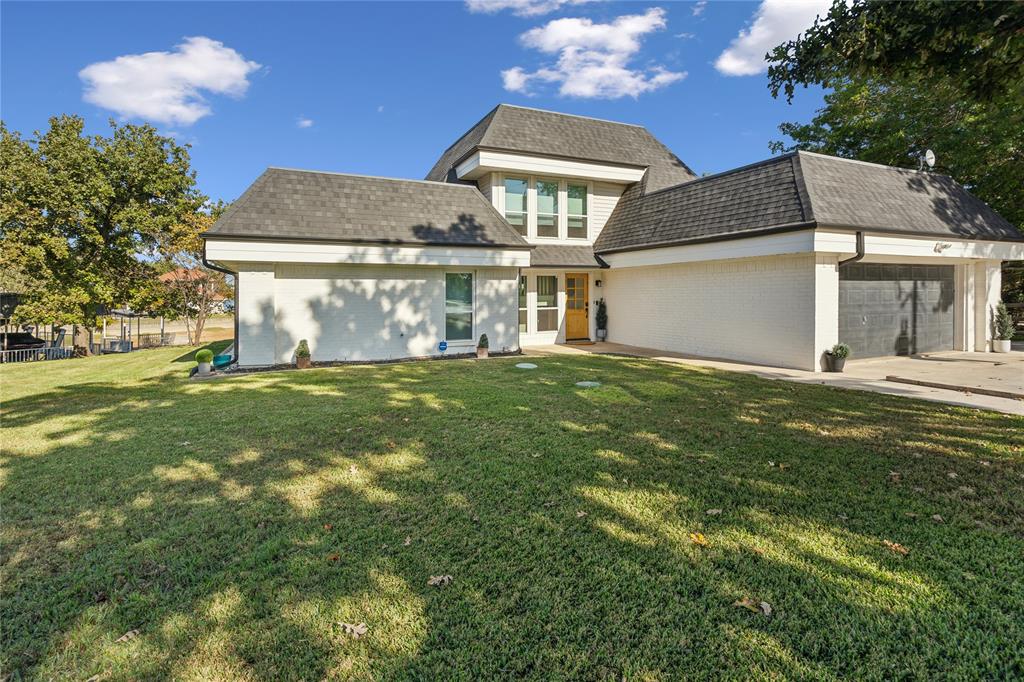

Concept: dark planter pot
[[827, 355, 846, 372]]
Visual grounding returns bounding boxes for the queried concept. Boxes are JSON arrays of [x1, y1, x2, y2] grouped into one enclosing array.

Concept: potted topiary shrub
[[476, 334, 489, 359], [195, 348, 214, 375], [825, 343, 850, 372], [295, 339, 312, 369], [993, 302, 1014, 353], [595, 298, 608, 341]]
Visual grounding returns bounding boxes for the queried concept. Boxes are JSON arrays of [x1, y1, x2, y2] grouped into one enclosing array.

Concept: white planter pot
[[993, 339, 1012, 353], [197, 361, 212, 374]]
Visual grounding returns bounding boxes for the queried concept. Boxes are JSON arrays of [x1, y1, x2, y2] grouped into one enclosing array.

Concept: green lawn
[[2, 346, 1023, 680]]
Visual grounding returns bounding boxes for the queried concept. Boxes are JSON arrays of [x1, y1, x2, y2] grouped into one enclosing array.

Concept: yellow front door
[[565, 273, 589, 340]]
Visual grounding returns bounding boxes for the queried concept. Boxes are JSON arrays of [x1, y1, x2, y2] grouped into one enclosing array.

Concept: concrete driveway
[[526, 343, 1024, 415]]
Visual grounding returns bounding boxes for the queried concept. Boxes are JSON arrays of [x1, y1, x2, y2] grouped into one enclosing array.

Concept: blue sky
[[1, 1, 829, 203]]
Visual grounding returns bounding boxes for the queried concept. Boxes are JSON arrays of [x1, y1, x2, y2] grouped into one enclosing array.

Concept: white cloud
[[714, 0, 828, 76], [79, 36, 261, 126], [692, 1, 707, 17], [502, 8, 685, 99], [675, 32, 696, 39], [377, 105, 385, 113], [296, 117, 314, 128], [465, 0, 594, 17]]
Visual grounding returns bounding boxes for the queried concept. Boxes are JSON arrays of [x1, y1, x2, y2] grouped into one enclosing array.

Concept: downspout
[[838, 231, 865, 267], [202, 240, 239, 366]]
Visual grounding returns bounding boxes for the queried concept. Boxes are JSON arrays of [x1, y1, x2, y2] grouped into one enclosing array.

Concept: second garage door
[[839, 263, 954, 358]]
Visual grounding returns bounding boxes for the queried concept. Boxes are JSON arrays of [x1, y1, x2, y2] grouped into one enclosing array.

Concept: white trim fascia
[[813, 230, 1024, 261], [601, 230, 817, 269], [205, 239, 531, 267], [457, 150, 645, 184]]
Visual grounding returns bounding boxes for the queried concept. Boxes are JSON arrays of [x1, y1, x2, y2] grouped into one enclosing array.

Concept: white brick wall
[[236, 263, 519, 366], [603, 254, 820, 370], [812, 254, 839, 370]]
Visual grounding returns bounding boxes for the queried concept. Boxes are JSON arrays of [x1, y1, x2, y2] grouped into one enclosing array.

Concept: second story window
[[567, 183, 588, 239], [536, 180, 559, 238], [504, 177, 528, 236]]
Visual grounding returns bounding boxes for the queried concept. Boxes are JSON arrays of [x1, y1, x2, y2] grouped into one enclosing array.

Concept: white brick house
[[204, 105, 1023, 371]]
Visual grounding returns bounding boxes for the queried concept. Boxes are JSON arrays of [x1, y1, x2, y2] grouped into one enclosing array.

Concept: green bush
[[477, 333, 489, 349], [295, 339, 311, 359], [994, 302, 1015, 340], [595, 298, 608, 330], [828, 343, 850, 359], [195, 349, 214, 364]]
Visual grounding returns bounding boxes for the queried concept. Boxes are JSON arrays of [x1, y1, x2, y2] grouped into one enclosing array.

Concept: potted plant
[[295, 339, 312, 369], [825, 343, 850, 372], [476, 334, 489, 359], [195, 348, 214, 375], [993, 302, 1014, 353], [595, 298, 608, 341]]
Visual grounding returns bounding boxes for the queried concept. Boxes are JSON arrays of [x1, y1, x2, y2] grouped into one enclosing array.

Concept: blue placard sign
[[438, 340, 448, 352]]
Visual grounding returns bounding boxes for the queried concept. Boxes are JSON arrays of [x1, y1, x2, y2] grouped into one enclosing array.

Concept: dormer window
[[536, 180, 559, 238], [567, 183, 588, 239], [504, 177, 528, 236]]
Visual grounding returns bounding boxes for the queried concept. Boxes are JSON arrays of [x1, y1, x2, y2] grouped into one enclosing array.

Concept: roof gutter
[[202, 240, 239, 367], [838, 231, 865, 268]]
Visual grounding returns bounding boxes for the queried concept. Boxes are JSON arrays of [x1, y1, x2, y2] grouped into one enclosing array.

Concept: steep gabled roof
[[425, 104, 696, 192], [594, 151, 1022, 253], [204, 168, 531, 249]]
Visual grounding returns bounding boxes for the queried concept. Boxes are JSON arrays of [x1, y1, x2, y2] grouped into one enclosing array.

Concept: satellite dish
[[924, 149, 936, 168]]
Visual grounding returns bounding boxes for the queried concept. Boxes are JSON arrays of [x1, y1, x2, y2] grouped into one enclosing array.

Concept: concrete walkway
[[525, 343, 1024, 415]]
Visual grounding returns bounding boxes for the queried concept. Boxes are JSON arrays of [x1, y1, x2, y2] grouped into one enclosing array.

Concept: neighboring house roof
[[158, 268, 208, 283], [530, 245, 608, 269], [594, 151, 1023, 254], [425, 104, 696, 193], [204, 168, 531, 249]]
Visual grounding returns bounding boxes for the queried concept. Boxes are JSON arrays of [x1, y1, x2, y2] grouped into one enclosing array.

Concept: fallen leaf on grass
[[733, 598, 772, 616], [115, 629, 139, 643], [706, 509, 722, 516], [323, 523, 333, 530], [947, 471, 959, 479], [338, 622, 368, 639], [958, 486, 975, 495], [689, 532, 709, 547], [403, 536, 412, 546], [327, 553, 341, 562], [542, 500, 557, 508], [348, 465, 359, 476], [904, 512, 919, 518], [888, 471, 902, 483], [576, 510, 587, 518], [931, 514, 944, 523], [427, 575, 453, 587], [882, 540, 909, 556]]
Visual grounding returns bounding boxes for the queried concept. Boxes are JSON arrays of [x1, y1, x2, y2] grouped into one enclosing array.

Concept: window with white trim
[[567, 183, 588, 239], [518, 275, 528, 333], [536, 179, 559, 238], [445, 272, 473, 341], [536, 275, 558, 332], [504, 177, 528, 236]]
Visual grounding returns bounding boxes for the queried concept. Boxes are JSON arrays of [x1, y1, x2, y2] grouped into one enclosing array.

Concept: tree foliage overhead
[[768, 0, 1024, 103], [0, 115, 205, 324], [771, 76, 1024, 230]]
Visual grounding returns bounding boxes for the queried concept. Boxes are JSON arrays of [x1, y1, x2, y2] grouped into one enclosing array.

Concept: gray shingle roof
[[530, 245, 607, 268], [426, 104, 695, 192], [204, 168, 531, 249], [594, 151, 1021, 253]]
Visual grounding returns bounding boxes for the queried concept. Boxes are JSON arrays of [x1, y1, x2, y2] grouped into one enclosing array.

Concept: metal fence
[[0, 347, 74, 364]]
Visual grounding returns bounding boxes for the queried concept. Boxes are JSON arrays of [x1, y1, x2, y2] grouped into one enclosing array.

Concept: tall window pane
[[536, 180, 558, 238], [445, 272, 473, 341], [567, 183, 588, 239], [518, 275, 528, 333], [504, 178, 527, 236], [537, 275, 558, 332]]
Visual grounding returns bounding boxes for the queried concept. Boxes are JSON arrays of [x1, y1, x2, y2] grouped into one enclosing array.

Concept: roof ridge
[[496, 103, 646, 129], [267, 166, 478, 189], [795, 150, 950, 179]]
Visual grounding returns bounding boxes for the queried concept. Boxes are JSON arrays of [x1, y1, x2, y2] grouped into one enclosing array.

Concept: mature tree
[[771, 77, 1024, 229], [156, 202, 231, 345], [768, 0, 1024, 103], [0, 116, 204, 326]]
